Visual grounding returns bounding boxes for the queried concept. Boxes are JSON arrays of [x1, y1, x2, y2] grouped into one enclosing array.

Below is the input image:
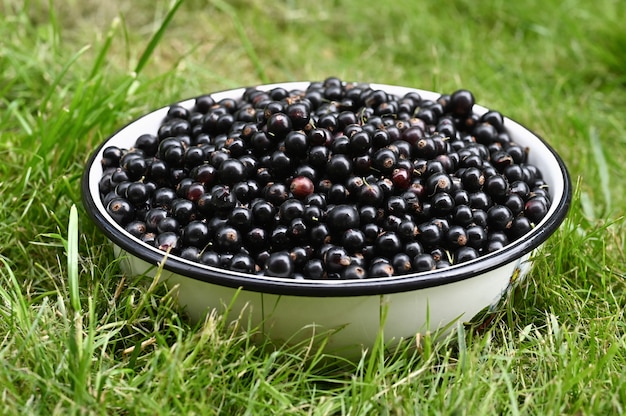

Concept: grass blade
[[589, 126, 612, 214], [68, 204, 80, 312], [134, 0, 184, 74], [210, 0, 268, 84], [89, 17, 121, 79], [36, 45, 91, 130]]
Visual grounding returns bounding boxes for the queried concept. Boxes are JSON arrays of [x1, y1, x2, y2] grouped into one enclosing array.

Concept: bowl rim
[[81, 81, 572, 297]]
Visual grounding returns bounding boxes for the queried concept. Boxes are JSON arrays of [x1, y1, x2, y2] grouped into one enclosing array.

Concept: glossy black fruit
[[454, 246, 479, 263], [487, 205, 514, 231], [449, 89, 475, 116], [265, 251, 294, 277], [181, 220, 210, 248], [524, 198, 549, 224], [155, 231, 179, 253], [412, 253, 436, 272], [229, 253, 256, 273], [326, 204, 360, 232], [368, 260, 395, 278], [99, 79, 552, 280], [214, 225, 242, 253], [106, 198, 135, 225]]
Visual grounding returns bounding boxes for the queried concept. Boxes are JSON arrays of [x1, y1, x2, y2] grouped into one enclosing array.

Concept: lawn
[[1, 0, 625, 414]]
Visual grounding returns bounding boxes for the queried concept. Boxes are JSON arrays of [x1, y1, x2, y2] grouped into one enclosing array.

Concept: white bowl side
[[117, 245, 534, 354]]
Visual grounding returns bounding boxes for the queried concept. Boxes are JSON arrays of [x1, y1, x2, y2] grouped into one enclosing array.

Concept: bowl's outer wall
[[84, 82, 571, 352], [118, 246, 533, 353]]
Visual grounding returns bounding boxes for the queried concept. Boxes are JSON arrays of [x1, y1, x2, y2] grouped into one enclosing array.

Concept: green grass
[[1, 0, 626, 414]]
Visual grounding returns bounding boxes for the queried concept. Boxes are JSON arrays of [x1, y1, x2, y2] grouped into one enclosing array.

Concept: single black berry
[[265, 251, 294, 277], [417, 221, 443, 248], [524, 198, 549, 224], [375, 231, 403, 257], [215, 225, 242, 253], [326, 204, 360, 233], [218, 158, 247, 184], [412, 254, 436, 272], [125, 220, 147, 238], [229, 253, 256, 273], [368, 260, 395, 278], [487, 205, 514, 231], [107, 198, 135, 225], [391, 253, 413, 275], [181, 220, 210, 248], [484, 174, 509, 200], [155, 231, 179, 253], [341, 264, 367, 279], [303, 258, 326, 279], [449, 89, 475, 116], [454, 246, 479, 264], [509, 216, 533, 240], [324, 245, 351, 273], [466, 225, 487, 250], [341, 229, 366, 254], [278, 199, 305, 224]]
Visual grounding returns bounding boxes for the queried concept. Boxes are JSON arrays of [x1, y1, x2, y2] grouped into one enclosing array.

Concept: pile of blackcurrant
[[98, 77, 551, 280]]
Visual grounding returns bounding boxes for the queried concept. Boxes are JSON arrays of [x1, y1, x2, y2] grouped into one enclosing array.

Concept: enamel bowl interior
[[83, 82, 572, 355]]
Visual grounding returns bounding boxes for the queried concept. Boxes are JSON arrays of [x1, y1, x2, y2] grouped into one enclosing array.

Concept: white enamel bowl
[[82, 82, 572, 355]]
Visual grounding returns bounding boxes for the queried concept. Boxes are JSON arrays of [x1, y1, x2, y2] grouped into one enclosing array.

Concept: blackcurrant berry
[[466, 225, 487, 250], [181, 220, 210, 248], [324, 245, 351, 273], [229, 253, 256, 273], [341, 229, 366, 254], [326, 204, 360, 233], [392, 253, 413, 275], [413, 254, 436, 272], [373, 148, 397, 173], [368, 260, 395, 278], [245, 226, 267, 253], [278, 198, 305, 224], [358, 182, 384, 206], [417, 221, 443, 248], [446, 225, 468, 248], [270, 225, 291, 250], [375, 231, 402, 257], [454, 246, 479, 264], [125, 220, 147, 238], [341, 264, 367, 279], [286, 102, 310, 130], [283, 130, 309, 158], [155, 231, 179, 253], [426, 173, 453, 195], [449, 89, 475, 116], [303, 258, 326, 279], [125, 182, 150, 205], [218, 158, 247, 184], [484, 174, 509, 200], [524, 198, 549, 224], [509, 216, 533, 239], [228, 206, 253, 231], [265, 251, 294, 277], [157, 217, 180, 234], [326, 154, 352, 181], [107, 198, 135, 225], [215, 225, 242, 253], [487, 205, 514, 231]]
